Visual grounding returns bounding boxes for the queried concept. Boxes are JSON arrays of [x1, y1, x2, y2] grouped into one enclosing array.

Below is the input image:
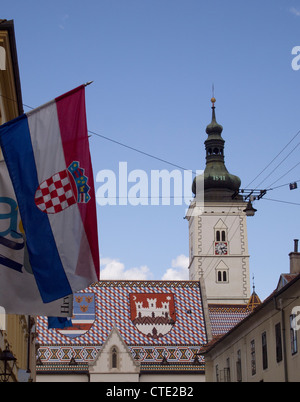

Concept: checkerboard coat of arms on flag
[[0, 85, 100, 303], [34, 161, 90, 214], [130, 293, 176, 339]]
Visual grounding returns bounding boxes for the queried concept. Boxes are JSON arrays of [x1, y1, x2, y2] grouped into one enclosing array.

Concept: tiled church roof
[[208, 304, 251, 337], [37, 280, 208, 373]]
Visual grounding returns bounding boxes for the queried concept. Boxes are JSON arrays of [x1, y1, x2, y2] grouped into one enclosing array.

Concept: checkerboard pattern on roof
[[37, 281, 206, 346], [208, 304, 251, 337], [36, 281, 207, 366]]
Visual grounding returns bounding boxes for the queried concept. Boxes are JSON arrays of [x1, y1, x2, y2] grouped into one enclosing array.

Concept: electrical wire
[[245, 129, 300, 189], [267, 162, 300, 189], [268, 178, 300, 191], [2, 93, 299, 202], [88, 129, 197, 174], [254, 141, 300, 189], [262, 197, 300, 206], [0, 94, 197, 175]]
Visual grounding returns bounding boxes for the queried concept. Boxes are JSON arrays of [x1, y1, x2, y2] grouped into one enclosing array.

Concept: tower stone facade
[[186, 99, 251, 304]]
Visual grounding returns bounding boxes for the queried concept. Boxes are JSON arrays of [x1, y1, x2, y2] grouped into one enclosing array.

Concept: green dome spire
[[192, 98, 241, 200]]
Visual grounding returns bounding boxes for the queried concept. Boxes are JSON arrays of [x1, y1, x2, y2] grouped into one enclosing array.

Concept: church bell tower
[[186, 98, 251, 304]]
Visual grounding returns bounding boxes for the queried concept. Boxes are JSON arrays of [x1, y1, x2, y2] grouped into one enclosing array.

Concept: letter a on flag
[[0, 85, 100, 303]]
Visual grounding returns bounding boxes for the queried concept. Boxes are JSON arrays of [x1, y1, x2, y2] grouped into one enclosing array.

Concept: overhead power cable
[[245, 129, 300, 189], [87, 129, 197, 174], [1, 93, 299, 201], [262, 197, 300, 206], [254, 141, 300, 189], [267, 161, 300, 189], [0, 93, 197, 175]]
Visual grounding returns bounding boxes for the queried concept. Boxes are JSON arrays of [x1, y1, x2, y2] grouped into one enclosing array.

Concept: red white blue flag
[[0, 86, 100, 303]]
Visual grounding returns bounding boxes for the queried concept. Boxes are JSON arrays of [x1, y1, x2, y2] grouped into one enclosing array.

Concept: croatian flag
[[0, 86, 100, 303]]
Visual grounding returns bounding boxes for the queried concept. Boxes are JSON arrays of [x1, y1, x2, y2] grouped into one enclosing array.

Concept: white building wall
[[187, 201, 250, 304]]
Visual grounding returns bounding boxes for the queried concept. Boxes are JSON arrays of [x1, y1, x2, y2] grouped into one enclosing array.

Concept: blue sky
[[2, 0, 300, 300]]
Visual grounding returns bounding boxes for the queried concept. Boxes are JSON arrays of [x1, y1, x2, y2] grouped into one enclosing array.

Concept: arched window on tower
[[217, 270, 229, 283], [214, 219, 228, 246]]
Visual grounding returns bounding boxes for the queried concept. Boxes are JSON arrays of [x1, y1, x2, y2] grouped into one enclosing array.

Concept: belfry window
[[214, 220, 228, 244], [217, 270, 228, 283]]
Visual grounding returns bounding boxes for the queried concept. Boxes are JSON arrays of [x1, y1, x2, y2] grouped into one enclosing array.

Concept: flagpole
[[84, 81, 94, 87]]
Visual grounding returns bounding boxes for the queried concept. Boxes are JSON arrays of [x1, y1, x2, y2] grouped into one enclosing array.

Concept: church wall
[[139, 373, 205, 382], [90, 373, 140, 382], [37, 374, 89, 382]]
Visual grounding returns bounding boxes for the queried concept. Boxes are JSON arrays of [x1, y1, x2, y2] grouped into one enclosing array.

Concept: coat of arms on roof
[[56, 292, 95, 339], [129, 293, 176, 339]]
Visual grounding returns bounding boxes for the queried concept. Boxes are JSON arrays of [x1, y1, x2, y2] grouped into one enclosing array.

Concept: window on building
[[236, 350, 242, 382], [215, 364, 219, 382], [250, 339, 256, 376], [215, 229, 227, 242], [275, 323, 283, 363], [290, 314, 298, 355], [217, 270, 228, 283], [111, 346, 118, 369], [225, 357, 231, 382], [262, 332, 268, 370]]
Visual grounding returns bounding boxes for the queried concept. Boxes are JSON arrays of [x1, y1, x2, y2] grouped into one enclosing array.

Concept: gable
[[215, 260, 229, 270], [90, 326, 140, 374], [214, 219, 227, 230]]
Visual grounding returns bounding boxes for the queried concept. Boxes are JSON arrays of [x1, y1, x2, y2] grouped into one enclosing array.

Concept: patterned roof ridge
[[208, 303, 250, 310], [37, 361, 205, 373], [90, 280, 201, 288]]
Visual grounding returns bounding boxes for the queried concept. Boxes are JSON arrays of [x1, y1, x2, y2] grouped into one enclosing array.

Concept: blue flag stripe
[[0, 115, 72, 302]]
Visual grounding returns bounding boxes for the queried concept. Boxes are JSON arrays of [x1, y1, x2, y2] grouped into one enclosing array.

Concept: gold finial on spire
[[211, 84, 216, 106]]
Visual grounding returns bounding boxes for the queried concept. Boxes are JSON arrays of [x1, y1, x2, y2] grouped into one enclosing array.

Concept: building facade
[[0, 19, 36, 382], [201, 241, 300, 382]]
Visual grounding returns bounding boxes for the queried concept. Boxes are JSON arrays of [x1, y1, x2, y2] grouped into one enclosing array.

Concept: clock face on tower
[[215, 242, 228, 255]]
